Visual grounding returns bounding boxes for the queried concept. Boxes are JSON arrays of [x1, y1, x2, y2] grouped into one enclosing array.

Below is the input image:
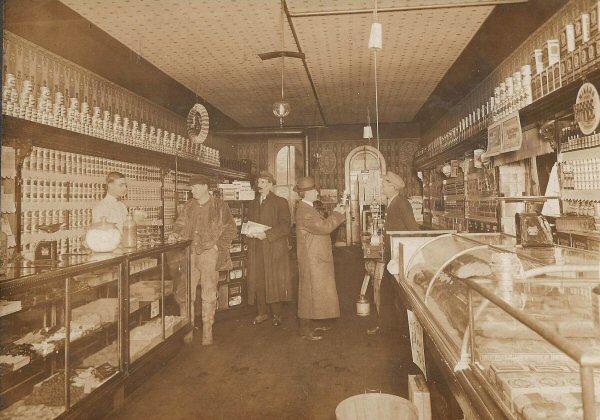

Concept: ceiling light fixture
[[272, 0, 290, 127], [363, 108, 373, 139]]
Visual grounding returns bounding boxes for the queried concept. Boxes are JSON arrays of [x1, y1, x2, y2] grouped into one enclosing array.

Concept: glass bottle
[[122, 211, 137, 249]]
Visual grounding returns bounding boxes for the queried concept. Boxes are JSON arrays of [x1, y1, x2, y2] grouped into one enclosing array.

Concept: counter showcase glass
[[391, 232, 600, 420], [0, 241, 190, 419]]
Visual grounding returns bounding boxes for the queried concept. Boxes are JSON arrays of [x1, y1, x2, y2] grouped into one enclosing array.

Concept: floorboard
[[111, 246, 418, 420]]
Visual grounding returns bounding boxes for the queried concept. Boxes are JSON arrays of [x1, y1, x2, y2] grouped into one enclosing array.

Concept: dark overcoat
[[246, 192, 293, 304], [383, 193, 419, 263], [295, 201, 345, 319]]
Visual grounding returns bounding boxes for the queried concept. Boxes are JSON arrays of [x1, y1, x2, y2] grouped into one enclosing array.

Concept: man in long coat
[[246, 171, 292, 326], [294, 176, 346, 341]]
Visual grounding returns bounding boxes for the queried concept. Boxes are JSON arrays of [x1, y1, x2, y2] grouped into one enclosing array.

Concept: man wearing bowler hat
[[246, 171, 292, 326], [170, 174, 237, 345], [294, 176, 347, 340], [367, 171, 418, 336]]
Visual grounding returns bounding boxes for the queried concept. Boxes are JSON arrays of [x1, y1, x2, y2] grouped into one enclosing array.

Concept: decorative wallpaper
[[237, 137, 421, 197]]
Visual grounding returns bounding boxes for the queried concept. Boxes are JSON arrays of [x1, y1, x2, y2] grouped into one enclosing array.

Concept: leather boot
[[201, 302, 216, 346]]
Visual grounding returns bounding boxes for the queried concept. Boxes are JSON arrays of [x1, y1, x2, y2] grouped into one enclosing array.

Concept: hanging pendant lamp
[[273, 0, 290, 127]]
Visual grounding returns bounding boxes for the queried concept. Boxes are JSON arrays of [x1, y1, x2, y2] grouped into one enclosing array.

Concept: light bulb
[[273, 101, 291, 118]]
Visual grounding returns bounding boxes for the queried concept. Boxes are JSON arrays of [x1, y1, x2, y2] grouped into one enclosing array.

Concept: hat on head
[[293, 176, 316, 192], [383, 171, 405, 190], [258, 171, 276, 185], [189, 174, 210, 186]]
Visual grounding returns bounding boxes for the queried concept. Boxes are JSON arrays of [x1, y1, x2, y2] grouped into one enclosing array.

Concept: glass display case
[[127, 246, 189, 363], [398, 232, 600, 420], [0, 241, 190, 419]]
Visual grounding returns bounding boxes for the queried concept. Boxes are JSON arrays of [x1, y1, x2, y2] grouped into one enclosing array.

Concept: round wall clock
[[575, 82, 600, 135], [187, 103, 210, 144]]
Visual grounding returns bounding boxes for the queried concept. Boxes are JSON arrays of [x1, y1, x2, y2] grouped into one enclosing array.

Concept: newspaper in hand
[[241, 221, 271, 236]]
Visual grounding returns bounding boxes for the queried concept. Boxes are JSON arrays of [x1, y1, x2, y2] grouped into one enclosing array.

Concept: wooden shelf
[[561, 189, 600, 201], [415, 128, 487, 171], [519, 68, 600, 129], [2, 115, 250, 180]]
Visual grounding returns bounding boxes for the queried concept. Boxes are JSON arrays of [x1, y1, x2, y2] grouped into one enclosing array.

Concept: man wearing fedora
[[367, 171, 418, 336], [170, 174, 237, 345], [246, 171, 293, 327], [294, 176, 347, 341]]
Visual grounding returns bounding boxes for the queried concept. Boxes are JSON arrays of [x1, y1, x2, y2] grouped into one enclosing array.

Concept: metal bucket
[[356, 295, 370, 316], [335, 393, 418, 420]]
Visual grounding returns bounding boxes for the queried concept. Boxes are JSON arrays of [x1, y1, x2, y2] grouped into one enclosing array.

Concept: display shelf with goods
[[418, 1, 600, 166], [0, 241, 191, 419], [557, 129, 600, 247], [216, 200, 249, 313], [389, 231, 600, 420], [15, 145, 165, 257]]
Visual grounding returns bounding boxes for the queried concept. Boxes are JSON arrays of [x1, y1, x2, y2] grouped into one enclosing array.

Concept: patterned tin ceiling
[[59, 0, 494, 128]]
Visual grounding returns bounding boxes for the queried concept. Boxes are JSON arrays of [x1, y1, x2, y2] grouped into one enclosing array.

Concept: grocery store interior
[[1, 0, 600, 419]]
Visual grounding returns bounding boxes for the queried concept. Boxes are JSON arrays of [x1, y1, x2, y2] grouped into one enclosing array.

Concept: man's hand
[[333, 204, 346, 214], [254, 231, 267, 240]]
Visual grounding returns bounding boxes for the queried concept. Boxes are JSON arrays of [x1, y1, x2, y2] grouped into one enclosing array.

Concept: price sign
[[150, 300, 160, 318], [407, 310, 427, 378]]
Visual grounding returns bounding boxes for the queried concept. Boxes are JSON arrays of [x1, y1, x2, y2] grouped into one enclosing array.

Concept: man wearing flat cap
[[294, 176, 347, 341], [246, 171, 292, 327], [367, 171, 418, 335], [170, 174, 237, 345]]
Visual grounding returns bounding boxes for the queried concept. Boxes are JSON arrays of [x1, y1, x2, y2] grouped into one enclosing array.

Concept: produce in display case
[[0, 242, 190, 419], [396, 232, 600, 420]]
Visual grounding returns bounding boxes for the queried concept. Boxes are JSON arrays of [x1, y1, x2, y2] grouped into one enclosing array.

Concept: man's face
[[381, 179, 396, 198], [257, 178, 272, 196], [191, 183, 209, 199], [304, 189, 319, 202], [108, 178, 128, 198]]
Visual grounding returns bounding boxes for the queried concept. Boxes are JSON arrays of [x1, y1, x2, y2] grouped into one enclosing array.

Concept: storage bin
[[335, 393, 418, 420]]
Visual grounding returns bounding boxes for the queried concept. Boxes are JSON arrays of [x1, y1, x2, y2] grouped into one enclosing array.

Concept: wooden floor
[[112, 246, 419, 420]]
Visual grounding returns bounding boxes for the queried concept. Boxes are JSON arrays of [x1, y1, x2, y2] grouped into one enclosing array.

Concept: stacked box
[[408, 374, 431, 420]]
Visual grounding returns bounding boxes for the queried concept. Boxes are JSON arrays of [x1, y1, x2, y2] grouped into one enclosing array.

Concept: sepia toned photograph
[[1, 0, 600, 419]]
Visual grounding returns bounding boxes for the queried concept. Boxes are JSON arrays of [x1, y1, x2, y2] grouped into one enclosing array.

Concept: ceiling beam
[[289, 0, 528, 18], [283, 0, 328, 126]]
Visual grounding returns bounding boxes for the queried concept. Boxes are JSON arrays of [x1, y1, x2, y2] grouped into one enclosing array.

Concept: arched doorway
[[268, 139, 304, 219], [344, 145, 386, 246]]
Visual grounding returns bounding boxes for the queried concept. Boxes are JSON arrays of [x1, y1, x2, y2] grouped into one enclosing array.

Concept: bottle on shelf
[[122, 211, 138, 249]]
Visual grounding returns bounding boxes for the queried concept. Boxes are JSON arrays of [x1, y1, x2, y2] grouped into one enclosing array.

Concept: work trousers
[[176, 248, 219, 321]]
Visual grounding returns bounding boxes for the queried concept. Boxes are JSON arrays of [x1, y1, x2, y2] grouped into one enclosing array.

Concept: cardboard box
[[592, 2, 600, 34], [408, 374, 432, 420], [237, 190, 255, 201]]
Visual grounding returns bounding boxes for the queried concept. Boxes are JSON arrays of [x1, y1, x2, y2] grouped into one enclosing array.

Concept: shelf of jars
[[414, 128, 487, 171], [416, 17, 600, 172], [520, 67, 600, 129], [2, 115, 249, 181]]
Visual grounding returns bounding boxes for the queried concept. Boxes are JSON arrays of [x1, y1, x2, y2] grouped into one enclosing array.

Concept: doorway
[[268, 139, 304, 219], [344, 145, 386, 245]]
